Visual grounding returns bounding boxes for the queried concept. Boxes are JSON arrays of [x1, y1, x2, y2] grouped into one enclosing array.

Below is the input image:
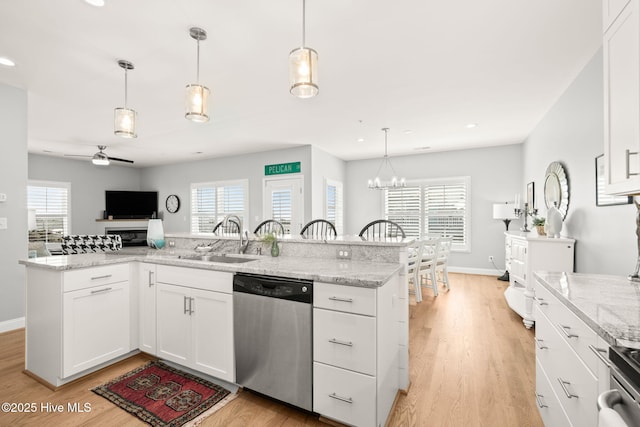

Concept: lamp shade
[[185, 84, 210, 122], [289, 47, 318, 98], [493, 203, 517, 220]]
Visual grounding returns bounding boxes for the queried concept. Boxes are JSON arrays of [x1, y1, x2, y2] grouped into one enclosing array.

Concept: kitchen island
[[20, 236, 411, 427]]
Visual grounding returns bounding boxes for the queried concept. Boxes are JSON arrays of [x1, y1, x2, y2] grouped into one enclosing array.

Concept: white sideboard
[[503, 232, 575, 328]]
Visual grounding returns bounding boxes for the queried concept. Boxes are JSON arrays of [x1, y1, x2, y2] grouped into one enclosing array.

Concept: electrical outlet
[[488, 255, 494, 263], [336, 248, 352, 259]]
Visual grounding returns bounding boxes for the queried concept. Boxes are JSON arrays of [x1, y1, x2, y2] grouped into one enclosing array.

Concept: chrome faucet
[[223, 214, 249, 254]]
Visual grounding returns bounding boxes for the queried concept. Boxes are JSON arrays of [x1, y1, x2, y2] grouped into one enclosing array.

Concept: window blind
[[28, 181, 70, 241], [271, 189, 292, 234], [190, 180, 248, 233], [325, 179, 344, 235]]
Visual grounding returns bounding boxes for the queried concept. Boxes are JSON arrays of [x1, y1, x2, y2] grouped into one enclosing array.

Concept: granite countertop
[[535, 271, 640, 349], [19, 247, 403, 288], [165, 232, 415, 247]]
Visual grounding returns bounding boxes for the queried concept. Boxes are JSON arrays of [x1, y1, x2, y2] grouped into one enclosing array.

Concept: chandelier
[[368, 128, 406, 189]]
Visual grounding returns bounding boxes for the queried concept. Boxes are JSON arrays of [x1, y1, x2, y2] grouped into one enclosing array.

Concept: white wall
[[310, 146, 347, 220], [28, 154, 143, 234], [523, 48, 637, 275], [0, 84, 28, 325], [140, 146, 312, 233], [345, 144, 523, 271]]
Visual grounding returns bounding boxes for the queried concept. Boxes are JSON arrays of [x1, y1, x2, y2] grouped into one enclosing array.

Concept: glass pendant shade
[[185, 84, 210, 122], [114, 107, 137, 138], [289, 47, 318, 98]]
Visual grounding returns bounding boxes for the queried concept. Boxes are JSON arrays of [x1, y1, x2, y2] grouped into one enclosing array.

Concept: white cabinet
[[504, 232, 574, 328], [533, 279, 610, 427], [156, 265, 234, 382], [313, 274, 400, 427], [25, 264, 131, 387], [603, 0, 640, 195], [138, 263, 157, 355]]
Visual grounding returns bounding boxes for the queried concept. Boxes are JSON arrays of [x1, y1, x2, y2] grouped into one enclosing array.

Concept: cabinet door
[[63, 281, 130, 377], [510, 239, 527, 284], [139, 263, 157, 355], [604, 0, 640, 194], [156, 283, 191, 366], [190, 288, 234, 382]]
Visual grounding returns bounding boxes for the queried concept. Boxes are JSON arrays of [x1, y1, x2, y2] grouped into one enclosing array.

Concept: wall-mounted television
[[105, 190, 158, 219]]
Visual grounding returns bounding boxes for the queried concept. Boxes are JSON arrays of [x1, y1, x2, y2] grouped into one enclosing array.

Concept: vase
[[546, 204, 563, 238], [147, 219, 165, 249], [536, 225, 546, 235], [270, 241, 280, 257]]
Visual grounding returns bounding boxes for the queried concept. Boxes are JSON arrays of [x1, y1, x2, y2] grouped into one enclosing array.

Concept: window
[[271, 188, 293, 234], [325, 179, 343, 235], [190, 180, 248, 233], [385, 176, 470, 251], [28, 180, 71, 242]]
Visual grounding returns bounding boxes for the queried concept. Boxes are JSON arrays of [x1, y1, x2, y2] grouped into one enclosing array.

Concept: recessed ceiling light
[[403, 129, 413, 134], [357, 138, 365, 143], [0, 57, 16, 67], [84, 0, 105, 7], [465, 123, 478, 129], [414, 146, 431, 151]]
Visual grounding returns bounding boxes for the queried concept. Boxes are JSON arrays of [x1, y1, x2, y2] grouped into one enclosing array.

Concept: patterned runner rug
[[92, 361, 236, 427]]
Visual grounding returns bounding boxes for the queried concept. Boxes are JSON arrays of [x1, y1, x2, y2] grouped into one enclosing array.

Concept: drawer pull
[[90, 274, 112, 281], [589, 345, 611, 368], [329, 393, 353, 404], [534, 393, 548, 408], [329, 338, 354, 347], [90, 287, 112, 295], [534, 338, 548, 350], [328, 296, 353, 303], [557, 378, 578, 399], [189, 297, 194, 315], [626, 149, 639, 178], [558, 324, 579, 339], [184, 296, 189, 314], [148, 271, 154, 287], [534, 297, 548, 306]]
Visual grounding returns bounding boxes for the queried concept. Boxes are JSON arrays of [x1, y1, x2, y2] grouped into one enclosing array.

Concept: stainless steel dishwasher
[[233, 273, 313, 411]]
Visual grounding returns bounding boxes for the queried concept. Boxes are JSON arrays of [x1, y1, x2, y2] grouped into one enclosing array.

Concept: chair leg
[[429, 266, 439, 297], [442, 266, 450, 291], [414, 271, 423, 302]]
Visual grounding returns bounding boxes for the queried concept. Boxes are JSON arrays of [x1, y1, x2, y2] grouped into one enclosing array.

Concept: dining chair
[[416, 238, 440, 297], [358, 219, 406, 240], [253, 219, 285, 237], [299, 219, 337, 239], [435, 237, 452, 291], [406, 240, 423, 302], [212, 219, 240, 235]]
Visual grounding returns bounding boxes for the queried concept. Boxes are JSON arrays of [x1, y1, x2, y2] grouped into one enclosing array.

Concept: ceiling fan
[[65, 145, 134, 166]]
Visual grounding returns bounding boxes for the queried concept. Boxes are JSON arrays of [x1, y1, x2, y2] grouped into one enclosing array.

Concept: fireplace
[[105, 228, 147, 247]]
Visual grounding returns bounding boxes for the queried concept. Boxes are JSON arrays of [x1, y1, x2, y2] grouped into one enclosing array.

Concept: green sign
[[264, 161, 301, 176]]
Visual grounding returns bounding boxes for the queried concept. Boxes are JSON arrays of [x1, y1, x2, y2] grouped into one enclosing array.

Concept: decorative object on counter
[[260, 232, 280, 257], [61, 235, 123, 255], [629, 198, 640, 282], [368, 128, 406, 189], [114, 59, 137, 138], [545, 202, 563, 238], [165, 194, 180, 213], [359, 219, 406, 240], [527, 181, 535, 210], [300, 219, 337, 239], [185, 27, 210, 123], [532, 217, 546, 236], [289, 0, 318, 98], [492, 202, 518, 231], [254, 219, 285, 237], [543, 161, 569, 219], [147, 219, 165, 249], [92, 361, 235, 427], [514, 202, 537, 232], [595, 154, 633, 206]]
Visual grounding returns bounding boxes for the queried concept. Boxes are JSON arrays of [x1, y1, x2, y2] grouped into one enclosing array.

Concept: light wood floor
[[0, 273, 543, 426]]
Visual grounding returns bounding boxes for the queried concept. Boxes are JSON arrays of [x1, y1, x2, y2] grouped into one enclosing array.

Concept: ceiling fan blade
[[108, 156, 135, 164], [63, 154, 92, 158]]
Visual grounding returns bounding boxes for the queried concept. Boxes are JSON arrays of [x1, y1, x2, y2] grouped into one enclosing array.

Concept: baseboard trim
[[448, 266, 501, 277], [0, 317, 25, 333]]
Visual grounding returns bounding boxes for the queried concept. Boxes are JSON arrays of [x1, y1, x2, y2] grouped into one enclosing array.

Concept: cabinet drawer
[[535, 357, 572, 427], [314, 282, 376, 316], [156, 265, 232, 293], [313, 308, 376, 375], [313, 362, 376, 427], [63, 264, 129, 292]]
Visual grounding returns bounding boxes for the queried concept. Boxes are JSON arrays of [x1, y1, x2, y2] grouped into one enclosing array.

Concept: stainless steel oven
[[598, 346, 640, 427]]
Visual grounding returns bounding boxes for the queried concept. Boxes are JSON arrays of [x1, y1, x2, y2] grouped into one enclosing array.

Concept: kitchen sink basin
[[179, 254, 257, 263]]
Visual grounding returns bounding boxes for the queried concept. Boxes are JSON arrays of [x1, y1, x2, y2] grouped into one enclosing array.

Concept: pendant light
[[114, 60, 137, 138], [368, 128, 406, 189], [289, 0, 318, 98], [185, 27, 210, 122]]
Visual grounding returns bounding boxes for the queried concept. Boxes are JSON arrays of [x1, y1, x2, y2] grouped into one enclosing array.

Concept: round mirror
[[544, 161, 569, 219]]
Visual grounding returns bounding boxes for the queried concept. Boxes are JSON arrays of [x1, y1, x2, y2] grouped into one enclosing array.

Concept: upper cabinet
[[603, 0, 640, 195]]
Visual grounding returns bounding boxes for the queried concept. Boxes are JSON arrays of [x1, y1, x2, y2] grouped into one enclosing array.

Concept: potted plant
[[532, 217, 546, 236], [260, 232, 280, 257]]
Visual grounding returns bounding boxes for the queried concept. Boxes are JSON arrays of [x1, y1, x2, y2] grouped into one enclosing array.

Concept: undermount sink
[[178, 254, 257, 264]]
